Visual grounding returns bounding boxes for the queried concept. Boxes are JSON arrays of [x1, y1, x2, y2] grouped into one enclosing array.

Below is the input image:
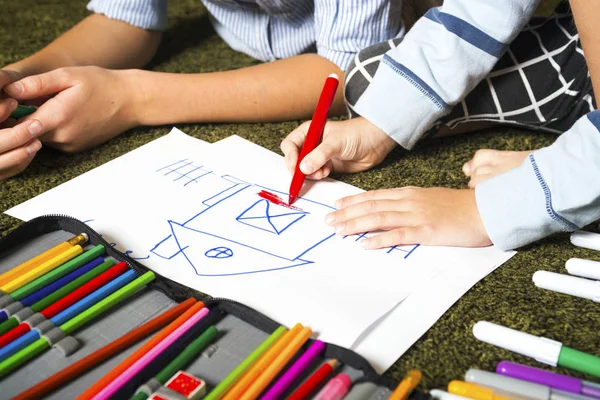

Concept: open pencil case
[[0, 215, 429, 399]]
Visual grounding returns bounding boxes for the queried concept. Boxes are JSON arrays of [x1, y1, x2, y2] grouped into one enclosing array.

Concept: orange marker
[[222, 323, 304, 400], [389, 370, 422, 400], [0, 234, 87, 287], [448, 380, 511, 400], [240, 326, 312, 400]]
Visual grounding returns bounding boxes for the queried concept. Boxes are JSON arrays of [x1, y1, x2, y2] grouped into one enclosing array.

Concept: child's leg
[[345, 2, 594, 182]]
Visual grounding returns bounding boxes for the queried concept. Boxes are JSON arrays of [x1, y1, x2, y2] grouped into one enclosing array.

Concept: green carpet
[[1, 0, 599, 391]]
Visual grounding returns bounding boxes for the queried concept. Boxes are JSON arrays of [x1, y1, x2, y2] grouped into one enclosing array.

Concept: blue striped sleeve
[[314, 0, 404, 70], [476, 111, 600, 250], [353, 0, 539, 150], [87, 0, 168, 31]]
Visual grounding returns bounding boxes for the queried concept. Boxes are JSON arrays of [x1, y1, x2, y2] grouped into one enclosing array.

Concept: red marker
[[288, 73, 339, 205]]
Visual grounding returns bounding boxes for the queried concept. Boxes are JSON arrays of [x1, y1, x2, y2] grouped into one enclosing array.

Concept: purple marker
[[260, 340, 326, 400], [497, 361, 600, 399]]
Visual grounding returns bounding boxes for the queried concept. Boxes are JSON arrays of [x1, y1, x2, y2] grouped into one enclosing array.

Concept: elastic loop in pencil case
[[0, 295, 14, 308], [2, 301, 24, 317]]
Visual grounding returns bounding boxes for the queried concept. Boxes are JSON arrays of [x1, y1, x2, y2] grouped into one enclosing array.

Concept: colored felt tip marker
[[448, 381, 511, 400], [497, 361, 600, 399], [261, 339, 326, 400], [0, 233, 87, 288], [566, 258, 600, 281], [465, 369, 589, 400], [288, 359, 338, 400], [313, 373, 352, 400], [473, 321, 600, 378], [9, 104, 37, 119], [571, 231, 600, 251], [205, 326, 287, 400], [533, 271, 600, 302], [389, 370, 422, 400], [288, 73, 339, 205]]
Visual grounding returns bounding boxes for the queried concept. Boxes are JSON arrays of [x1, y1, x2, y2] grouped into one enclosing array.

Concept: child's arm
[[570, 0, 600, 97], [3, 14, 162, 79], [352, 0, 540, 151]]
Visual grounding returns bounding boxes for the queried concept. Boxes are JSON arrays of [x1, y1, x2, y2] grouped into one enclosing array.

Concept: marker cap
[[465, 369, 549, 400], [571, 231, 600, 252], [533, 271, 600, 302], [472, 321, 562, 366], [565, 258, 600, 281]]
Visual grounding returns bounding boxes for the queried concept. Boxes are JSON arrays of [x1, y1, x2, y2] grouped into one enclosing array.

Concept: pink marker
[[313, 373, 352, 400], [90, 307, 210, 400]]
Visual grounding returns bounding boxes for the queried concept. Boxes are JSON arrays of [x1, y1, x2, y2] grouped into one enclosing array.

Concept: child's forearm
[[4, 14, 161, 77], [129, 54, 345, 125], [570, 0, 600, 100]]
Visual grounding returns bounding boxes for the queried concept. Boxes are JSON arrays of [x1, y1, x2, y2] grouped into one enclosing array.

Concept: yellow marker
[[389, 370, 422, 400], [448, 381, 511, 400], [0, 234, 88, 287], [240, 326, 312, 400], [0, 245, 83, 293], [222, 323, 303, 400]]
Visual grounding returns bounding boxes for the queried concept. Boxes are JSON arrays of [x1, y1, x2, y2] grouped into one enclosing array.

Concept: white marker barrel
[[472, 321, 562, 366], [533, 270, 600, 303], [566, 258, 600, 281]]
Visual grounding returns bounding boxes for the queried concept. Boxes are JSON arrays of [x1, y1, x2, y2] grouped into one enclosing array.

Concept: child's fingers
[[0, 120, 44, 154], [299, 140, 343, 175], [0, 98, 18, 122], [0, 138, 41, 178], [360, 227, 423, 250], [4, 69, 73, 100], [335, 187, 408, 209], [281, 127, 308, 174], [326, 199, 407, 226]]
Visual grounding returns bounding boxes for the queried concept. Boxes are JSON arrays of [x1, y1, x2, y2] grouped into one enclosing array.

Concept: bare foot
[[463, 149, 534, 188]]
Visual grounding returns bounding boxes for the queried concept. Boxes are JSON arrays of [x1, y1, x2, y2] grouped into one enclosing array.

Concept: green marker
[[474, 321, 600, 379], [131, 326, 219, 400], [9, 104, 37, 119], [204, 325, 288, 400]]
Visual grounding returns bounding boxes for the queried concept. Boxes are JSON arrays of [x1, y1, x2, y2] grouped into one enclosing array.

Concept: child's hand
[[0, 69, 24, 128], [0, 119, 43, 181], [281, 117, 396, 180], [3, 66, 140, 153], [325, 187, 492, 248]]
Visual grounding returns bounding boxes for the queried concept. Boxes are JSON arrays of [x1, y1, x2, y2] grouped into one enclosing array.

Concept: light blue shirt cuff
[[87, 0, 168, 31], [353, 58, 451, 150], [475, 156, 561, 250]]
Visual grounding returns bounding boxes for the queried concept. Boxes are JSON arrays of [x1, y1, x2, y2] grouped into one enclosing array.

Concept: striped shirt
[[353, 0, 600, 250], [86, 0, 405, 69]]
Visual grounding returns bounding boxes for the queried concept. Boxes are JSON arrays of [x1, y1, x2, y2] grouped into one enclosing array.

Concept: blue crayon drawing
[[237, 199, 308, 235], [91, 158, 420, 277]]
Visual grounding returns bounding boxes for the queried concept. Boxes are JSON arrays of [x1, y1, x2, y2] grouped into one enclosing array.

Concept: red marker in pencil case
[[288, 73, 339, 205]]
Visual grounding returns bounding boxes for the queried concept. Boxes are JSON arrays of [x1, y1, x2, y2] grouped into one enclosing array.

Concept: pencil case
[[0, 215, 427, 399]]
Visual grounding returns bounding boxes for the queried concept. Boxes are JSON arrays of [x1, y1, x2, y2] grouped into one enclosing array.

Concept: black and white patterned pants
[[345, 2, 595, 136]]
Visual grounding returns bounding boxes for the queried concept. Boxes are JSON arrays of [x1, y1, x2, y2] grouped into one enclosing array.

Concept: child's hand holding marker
[[282, 116, 493, 249], [281, 116, 396, 180]]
